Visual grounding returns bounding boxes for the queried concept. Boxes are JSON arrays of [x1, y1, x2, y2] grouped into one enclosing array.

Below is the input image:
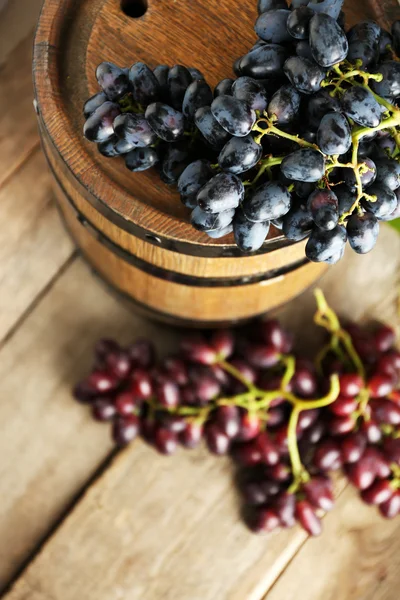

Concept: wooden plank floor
[[1, 13, 400, 600]]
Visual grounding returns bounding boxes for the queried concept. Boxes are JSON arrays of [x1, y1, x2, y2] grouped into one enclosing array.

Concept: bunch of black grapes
[[83, 0, 400, 264]]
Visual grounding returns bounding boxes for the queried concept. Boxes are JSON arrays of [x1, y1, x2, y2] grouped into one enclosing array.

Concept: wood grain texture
[[42, 132, 309, 280], [4, 225, 400, 600], [0, 150, 74, 343], [57, 181, 327, 323], [0, 260, 180, 592], [33, 0, 399, 242], [265, 485, 400, 600], [33, 0, 399, 323], [0, 36, 74, 343], [0, 0, 42, 64], [0, 36, 40, 190]]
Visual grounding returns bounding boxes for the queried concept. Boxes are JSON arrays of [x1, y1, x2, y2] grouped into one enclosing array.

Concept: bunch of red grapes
[[74, 291, 400, 536]]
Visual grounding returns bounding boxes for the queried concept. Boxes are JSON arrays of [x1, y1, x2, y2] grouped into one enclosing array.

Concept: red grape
[[210, 329, 235, 359], [303, 476, 334, 512], [205, 423, 230, 455], [112, 415, 139, 445], [361, 480, 394, 505], [379, 490, 400, 518], [215, 405, 240, 439], [295, 500, 322, 536], [341, 431, 367, 464], [373, 325, 396, 353], [154, 427, 178, 455], [339, 373, 364, 398]]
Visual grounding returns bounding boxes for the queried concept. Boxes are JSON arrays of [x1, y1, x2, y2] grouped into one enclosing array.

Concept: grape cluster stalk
[[82, 0, 400, 263], [74, 290, 400, 536]]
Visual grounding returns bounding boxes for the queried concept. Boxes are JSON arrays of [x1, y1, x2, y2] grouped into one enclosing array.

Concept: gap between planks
[[2, 227, 400, 600]]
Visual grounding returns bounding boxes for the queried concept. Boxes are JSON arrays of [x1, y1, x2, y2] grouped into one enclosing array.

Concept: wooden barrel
[[33, 0, 397, 326]]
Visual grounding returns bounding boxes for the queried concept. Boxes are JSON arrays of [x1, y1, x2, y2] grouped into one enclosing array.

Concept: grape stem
[[248, 155, 285, 187], [314, 289, 366, 381], [253, 116, 319, 150]]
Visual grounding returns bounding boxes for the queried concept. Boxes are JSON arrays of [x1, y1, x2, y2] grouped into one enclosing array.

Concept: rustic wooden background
[[1, 2, 400, 599]]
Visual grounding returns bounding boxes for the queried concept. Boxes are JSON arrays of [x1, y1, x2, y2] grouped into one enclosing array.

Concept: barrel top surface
[[33, 0, 398, 249]]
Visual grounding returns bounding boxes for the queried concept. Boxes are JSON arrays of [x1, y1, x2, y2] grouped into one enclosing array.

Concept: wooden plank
[[0, 150, 74, 344], [0, 35, 40, 190], [5, 226, 400, 600], [265, 485, 400, 600], [5, 442, 309, 600], [0, 0, 42, 64], [0, 259, 179, 592]]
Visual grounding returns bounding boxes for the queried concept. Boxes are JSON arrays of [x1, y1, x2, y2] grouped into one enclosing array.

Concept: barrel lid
[[33, 0, 396, 255]]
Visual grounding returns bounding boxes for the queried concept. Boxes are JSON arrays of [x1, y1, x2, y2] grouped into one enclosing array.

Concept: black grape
[[145, 103, 185, 142], [255, 10, 292, 44], [379, 29, 393, 56], [296, 40, 314, 61], [337, 10, 346, 29], [178, 160, 214, 209], [214, 79, 234, 98], [232, 77, 268, 112], [374, 158, 400, 191], [362, 185, 398, 219], [380, 188, 400, 221], [296, 41, 314, 61], [287, 7, 315, 41], [282, 203, 313, 241], [182, 80, 213, 121], [240, 45, 288, 79], [347, 22, 380, 68], [84, 92, 107, 118], [159, 141, 191, 184], [271, 217, 284, 229], [189, 67, 205, 81], [267, 85, 301, 125], [307, 0, 344, 20], [125, 147, 159, 172], [191, 207, 236, 232], [196, 173, 245, 213], [98, 136, 119, 158], [307, 90, 340, 130], [307, 189, 339, 230], [258, 0, 288, 13], [233, 57, 245, 77], [167, 65, 193, 110], [153, 65, 170, 101], [218, 135, 262, 175], [372, 61, 400, 100], [242, 181, 292, 222], [194, 106, 231, 150], [291, 0, 311, 7], [309, 14, 348, 67], [113, 113, 158, 153], [211, 95, 256, 137], [281, 148, 325, 183], [305, 225, 347, 264], [206, 225, 234, 239], [341, 87, 383, 128], [83, 102, 121, 143], [129, 62, 160, 106], [233, 209, 270, 252], [317, 112, 351, 156], [374, 132, 396, 156], [347, 213, 379, 254], [96, 62, 130, 101], [295, 181, 316, 199], [343, 158, 376, 191], [336, 184, 357, 217], [392, 21, 400, 56], [283, 57, 325, 95]]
